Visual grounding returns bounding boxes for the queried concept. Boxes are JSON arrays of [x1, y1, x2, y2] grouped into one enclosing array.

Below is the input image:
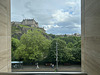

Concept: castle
[[11, 19, 38, 27], [11, 19, 45, 39]]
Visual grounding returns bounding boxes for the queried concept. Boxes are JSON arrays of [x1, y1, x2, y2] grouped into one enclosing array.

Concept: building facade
[[0, 0, 11, 72], [81, 0, 100, 75]]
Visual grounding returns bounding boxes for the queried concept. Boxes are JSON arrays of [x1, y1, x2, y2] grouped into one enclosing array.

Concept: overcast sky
[[11, 0, 81, 35]]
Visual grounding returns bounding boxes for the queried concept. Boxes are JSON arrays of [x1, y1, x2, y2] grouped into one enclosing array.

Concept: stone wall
[[0, 0, 11, 72], [81, 0, 100, 75], [21, 19, 38, 27]]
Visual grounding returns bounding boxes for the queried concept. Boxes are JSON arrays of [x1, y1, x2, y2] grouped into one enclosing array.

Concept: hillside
[[11, 23, 45, 39]]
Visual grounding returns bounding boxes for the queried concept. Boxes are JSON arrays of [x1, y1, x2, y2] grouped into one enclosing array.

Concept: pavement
[[12, 65, 81, 72]]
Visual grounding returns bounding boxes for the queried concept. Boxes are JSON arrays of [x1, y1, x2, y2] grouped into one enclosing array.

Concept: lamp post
[[56, 42, 58, 71]]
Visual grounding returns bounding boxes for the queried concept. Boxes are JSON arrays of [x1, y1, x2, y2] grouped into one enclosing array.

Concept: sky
[[11, 0, 81, 35]]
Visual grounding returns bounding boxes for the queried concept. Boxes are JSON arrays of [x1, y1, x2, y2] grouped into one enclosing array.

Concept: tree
[[65, 39, 81, 64], [14, 30, 51, 62], [67, 42, 74, 48], [11, 38, 20, 60], [72, 40, 81, 64], [11, 37, 20, 51], [46, 39, 67, 63]]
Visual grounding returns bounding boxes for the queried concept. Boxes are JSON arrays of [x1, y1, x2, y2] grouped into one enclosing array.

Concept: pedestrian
[[52, 64, 54, 68], [50, 63, 52, 67], [36, 62, 39, 69]]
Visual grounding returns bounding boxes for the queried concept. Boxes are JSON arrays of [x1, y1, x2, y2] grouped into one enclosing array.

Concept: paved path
[[12, 65, 81, 72]]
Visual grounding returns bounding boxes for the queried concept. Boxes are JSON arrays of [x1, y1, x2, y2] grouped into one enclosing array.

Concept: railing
[[0, 72, 87, 75]]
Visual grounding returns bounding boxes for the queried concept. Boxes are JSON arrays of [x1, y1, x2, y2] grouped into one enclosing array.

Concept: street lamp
[[56, 42, 58, 71]]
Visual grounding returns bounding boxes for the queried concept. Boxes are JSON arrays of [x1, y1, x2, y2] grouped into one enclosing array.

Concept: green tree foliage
[[46, 39, 69, 63], [67, 42, 74, 48], [48, 34, 56, 38], [14, 30, 51, 62], [12, 27, 81, 64], [65, 37, 81, 64], [60, 36, 81, 44], [72, 40, 81, 63], [11, 38, 20, 60], [71, 48, 81, 63], [45, 38, 80, 64], [11, 38, 20, 51]]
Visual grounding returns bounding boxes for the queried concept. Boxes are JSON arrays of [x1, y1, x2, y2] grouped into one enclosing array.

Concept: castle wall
[[14, 22, 21, 25], [21, 19, 38, 27], [27, 20, 34, 25], [0, 0, 11, 72], [81, 0, 100, 75]]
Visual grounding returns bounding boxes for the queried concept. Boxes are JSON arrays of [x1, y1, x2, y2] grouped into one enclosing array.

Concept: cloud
[[42, 25, 59, 31], [45, 7, 81, 34], [11, 0, 81, 34], [65, 2, 76, 6], [52, 9, 71, 22], [45, 26, 79, 35]]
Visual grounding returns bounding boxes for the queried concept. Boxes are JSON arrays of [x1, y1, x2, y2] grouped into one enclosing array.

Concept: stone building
[[21, 19, 38, 27], [12, 19, 38, 27]]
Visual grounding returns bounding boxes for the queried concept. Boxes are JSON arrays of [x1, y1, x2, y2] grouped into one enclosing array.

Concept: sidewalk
[[12, 65, 81, 72]]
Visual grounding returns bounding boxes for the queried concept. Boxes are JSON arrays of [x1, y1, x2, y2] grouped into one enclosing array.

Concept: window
[[11, 0, 81, 72]]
